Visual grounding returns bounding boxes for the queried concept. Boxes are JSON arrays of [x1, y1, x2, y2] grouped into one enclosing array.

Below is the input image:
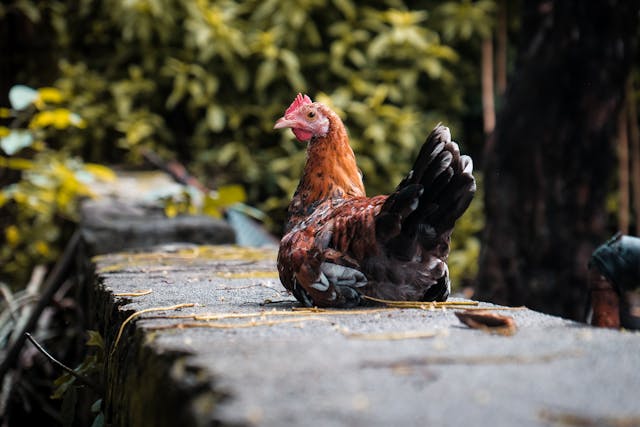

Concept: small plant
[[50, 330, 105, 427], [0, 84, 115, 287]]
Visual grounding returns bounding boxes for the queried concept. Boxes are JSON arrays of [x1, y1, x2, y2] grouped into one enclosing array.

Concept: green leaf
[[60, 384, 78, 427], [420, 57, 443, 78], [86, 330, 105, 349], [217, 184, 246, 205], [255, 60, 276, 91], [203, 184, 247, 218], [332, 0, 356, 21], [231, 63, 249, 91], [217, 143, 238, 166], [206, 105, 226, 132]]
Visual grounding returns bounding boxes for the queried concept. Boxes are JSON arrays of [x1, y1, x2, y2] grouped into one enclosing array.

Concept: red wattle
[[293, 128, 313, 142]]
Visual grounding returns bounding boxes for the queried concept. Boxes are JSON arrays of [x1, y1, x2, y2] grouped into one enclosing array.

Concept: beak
[[274, 116, 297, 130]]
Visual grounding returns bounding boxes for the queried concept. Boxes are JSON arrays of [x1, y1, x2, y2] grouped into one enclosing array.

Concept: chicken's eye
[[307, 111, 316, 120]]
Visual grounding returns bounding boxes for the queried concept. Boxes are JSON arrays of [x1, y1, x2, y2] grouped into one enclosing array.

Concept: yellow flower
[[5, 225, 20, 247], [34, 87, 64, 109], [51, 109, 72, 129], [32, 140, 47, 151], [202, 185, 246, 218], [29, 111, 53, 129], [38, 87, 63, 102], [34, 240, 51, 257], [84, 163, 116, 182], [29, 109, 79, 129], [0, 157, 34, 170], [165, 204, 179, 218]]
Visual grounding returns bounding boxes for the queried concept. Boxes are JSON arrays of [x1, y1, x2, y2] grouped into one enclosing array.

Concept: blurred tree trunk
[[618, 102, 630, 234], [496, 0, 508, 96], [481, 36, 495, 135], [627, 78, 640, 233], [476, 0, 639, 320]]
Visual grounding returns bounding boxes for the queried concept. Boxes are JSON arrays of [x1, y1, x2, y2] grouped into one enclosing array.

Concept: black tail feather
[[375, 184, 423, 243], [380, 124, 475, 256]]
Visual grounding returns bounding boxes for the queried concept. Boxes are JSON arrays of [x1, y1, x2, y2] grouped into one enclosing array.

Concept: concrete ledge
[[81, 199, 235, 256], [80, 170, 237, 257], [91, 244, 640, 427]]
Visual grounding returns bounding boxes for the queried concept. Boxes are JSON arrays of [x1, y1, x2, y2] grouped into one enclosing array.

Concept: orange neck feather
[[289, 107, 365, 214]]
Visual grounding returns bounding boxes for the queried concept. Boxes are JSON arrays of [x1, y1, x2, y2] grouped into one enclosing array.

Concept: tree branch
[[25, 333, 101, 393]]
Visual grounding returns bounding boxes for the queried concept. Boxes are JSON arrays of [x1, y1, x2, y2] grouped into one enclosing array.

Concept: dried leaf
[[86, 330, 105, 349], [455, 310, 517, 335]]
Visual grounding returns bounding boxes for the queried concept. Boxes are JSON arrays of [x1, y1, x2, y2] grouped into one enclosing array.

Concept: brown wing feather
[[278, 197, 385, 306], [278, 195, 451, 306]]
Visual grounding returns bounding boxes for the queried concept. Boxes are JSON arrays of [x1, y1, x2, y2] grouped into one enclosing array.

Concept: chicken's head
[[274, 93, 330, 142]]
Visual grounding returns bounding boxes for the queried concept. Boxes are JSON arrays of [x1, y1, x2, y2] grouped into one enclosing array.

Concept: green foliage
[[52, 330, 104, 399], [32, 1, 489, 218], [4, 0, 494, 286], [52, 330, 105, 427], [162, 184, 247, 218], [0, 85, 115, 287], [436, 0, 496, 40]]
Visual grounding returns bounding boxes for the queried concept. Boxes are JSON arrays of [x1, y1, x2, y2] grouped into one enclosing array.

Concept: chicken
[[274, 93, 476, 307]]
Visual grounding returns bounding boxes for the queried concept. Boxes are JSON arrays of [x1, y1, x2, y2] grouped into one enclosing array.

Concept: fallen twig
[[339, 328, 440, 341], [539, 409, 640, 427], [110, 303, 196, 357], [363, 349, 582, 369], [215, 271, 280, 279], [261, 299, 298, 305], [217, 284, 275, 291], [451, 306, 526, 311], [154, 307, 397, 322], [290, 307, 398, 315], [145, 316, 328, 331], [363, 295, 479, 309], [141, 307, 407, 334], [113, 289, 153, 297]]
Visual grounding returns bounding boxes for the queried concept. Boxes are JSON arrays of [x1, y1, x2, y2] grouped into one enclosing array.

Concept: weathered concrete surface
[[81, 199, 234, 255], [90, 244, 640, 427], [81, 171, 235, 256]]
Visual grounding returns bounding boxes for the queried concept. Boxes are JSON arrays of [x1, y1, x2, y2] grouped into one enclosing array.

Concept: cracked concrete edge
[[89, 260, 238, 427]]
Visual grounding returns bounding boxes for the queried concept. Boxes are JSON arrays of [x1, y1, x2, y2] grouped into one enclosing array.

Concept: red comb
[[285, 93, 312, 115]]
